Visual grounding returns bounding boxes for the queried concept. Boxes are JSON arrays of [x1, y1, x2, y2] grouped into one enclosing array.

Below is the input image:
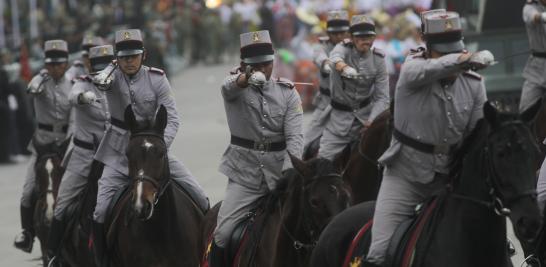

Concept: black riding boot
[[46, 217, 66, 267], [14, 205, 35, 253], [208, 240, 226, 267], [92, 221, 109, 267]]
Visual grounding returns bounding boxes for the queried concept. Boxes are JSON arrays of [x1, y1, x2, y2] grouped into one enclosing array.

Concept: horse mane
[[265, 157, 338, 213], [448, 119, 487, 178]]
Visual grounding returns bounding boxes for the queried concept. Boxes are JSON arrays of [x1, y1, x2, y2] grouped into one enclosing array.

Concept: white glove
[[27, 74, 50, 94], [322, 62, 332, 74], [469, 50, 495, 70], [248, 71, 267, 87], [92, 63, 116, 91], [542, 12, 546, 23], [79, 91, 97, 104], [342, 66, 358, 77]]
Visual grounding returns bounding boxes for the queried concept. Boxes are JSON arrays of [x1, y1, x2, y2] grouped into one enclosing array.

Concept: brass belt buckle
[[254, 141, 271, 151]]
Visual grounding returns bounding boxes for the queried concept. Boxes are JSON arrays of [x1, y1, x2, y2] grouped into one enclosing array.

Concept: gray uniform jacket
[[65, 60, 87, 83], [523, 3, 546, 85], [66, 75, 109, 177], [219, 73, 304, 190], [94, 66, 179, 175], [378, 50, 487, 184], [328, 42, 389, 136], [29, 73, 73, 146], [312, 38, 335, 110]]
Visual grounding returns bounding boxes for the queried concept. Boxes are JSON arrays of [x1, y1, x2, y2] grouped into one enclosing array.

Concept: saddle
[[203, 199, 269, 267], [343, 197, 442, 267]]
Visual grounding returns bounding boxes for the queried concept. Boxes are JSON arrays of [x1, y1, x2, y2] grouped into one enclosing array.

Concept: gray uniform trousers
[[366, 169, 447, 263], [93, 154, 207, 223], [54, 170, 88, 220], [303, 95, 332, 148], [537, 158, 546, 211], [213, 179, 269, 247], [318, 119, 362, 160], [21, 155, 38, 208]]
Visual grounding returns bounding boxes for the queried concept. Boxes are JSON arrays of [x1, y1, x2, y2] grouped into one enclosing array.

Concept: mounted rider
[[363, 10, 492, 266], [91, 29, 209, 267], [65, 35, 104, 82], [208, 30, 304, 267], [14, 40, 74, 253], [46, 44, 115, 267], [317, 14, 390, 160], [522, 0, 546, 209], [303, 10, 350, 158]]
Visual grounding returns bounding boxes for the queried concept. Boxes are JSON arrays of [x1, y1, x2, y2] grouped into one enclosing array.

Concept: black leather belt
[[532, 52, 546, 58], [38, 123, 68, 133], [393, 128, 456, 155], [110, 117, 128, 130], [330, 98, 371, 112], [230, 135, 286, 152], [73, 138, 95, 150], [319, 87, 330, 97]]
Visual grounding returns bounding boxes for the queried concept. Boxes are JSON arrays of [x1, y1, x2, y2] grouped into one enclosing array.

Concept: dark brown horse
[[60, 160, 104, 267], [33, 139, 69, 266], [105, 105, 204, 267], [530, 98, 546, 166], [342, 109, 392, 204], [311, 102, 542, 267], [202, 156, 351, 267]]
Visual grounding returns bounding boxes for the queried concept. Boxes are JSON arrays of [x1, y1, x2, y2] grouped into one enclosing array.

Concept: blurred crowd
[[0, 0, 438, 163]]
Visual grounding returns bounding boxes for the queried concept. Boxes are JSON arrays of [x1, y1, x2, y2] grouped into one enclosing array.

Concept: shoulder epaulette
[[342, 38, 353, 47], [229, 66, 241, 75], [276, 77, 294, 89], [463, 71, 482, 81], [372, 47, 385, 58], [73, 60, 84, 67], [149, 67, 165, 75]]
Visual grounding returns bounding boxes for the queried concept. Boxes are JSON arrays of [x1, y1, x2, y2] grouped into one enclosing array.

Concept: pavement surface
[[0, 62, 528, 266]]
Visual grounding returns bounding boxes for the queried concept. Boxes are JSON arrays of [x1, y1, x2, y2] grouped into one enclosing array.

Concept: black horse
[[105, 105, 204, 267], [310, 101, 542, 267], [59, 160, 104, 267], [202, 156, 351, 267]]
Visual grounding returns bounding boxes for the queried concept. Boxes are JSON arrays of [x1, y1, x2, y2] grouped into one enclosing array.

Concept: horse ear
[[289, 153, 310, 177], [154, 105, 168, 133], [124, 104, 137, 133], [483, 101, 499, 127], [520, 98, 542, 123]]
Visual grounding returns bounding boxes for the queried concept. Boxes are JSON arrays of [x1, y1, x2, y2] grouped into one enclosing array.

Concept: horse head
[[125, 104, 169, 221], [476, 101, 541, 242], [33, 138, 69, 223], [289, 155, 351, 233]]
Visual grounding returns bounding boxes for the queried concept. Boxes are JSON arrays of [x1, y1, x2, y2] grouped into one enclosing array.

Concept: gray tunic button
[[447, 111, 452, 116], [263, 114, 268, 118], [443, 138, 448, 143]]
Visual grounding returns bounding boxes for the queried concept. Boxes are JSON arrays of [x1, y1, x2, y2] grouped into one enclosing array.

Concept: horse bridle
[[129, 132, 170, 206], [279, 172, 344, 251], [451, 121, 538, 216]]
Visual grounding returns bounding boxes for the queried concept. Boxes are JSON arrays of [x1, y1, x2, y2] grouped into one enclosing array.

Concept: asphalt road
[[0, 62, 527, 266]]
